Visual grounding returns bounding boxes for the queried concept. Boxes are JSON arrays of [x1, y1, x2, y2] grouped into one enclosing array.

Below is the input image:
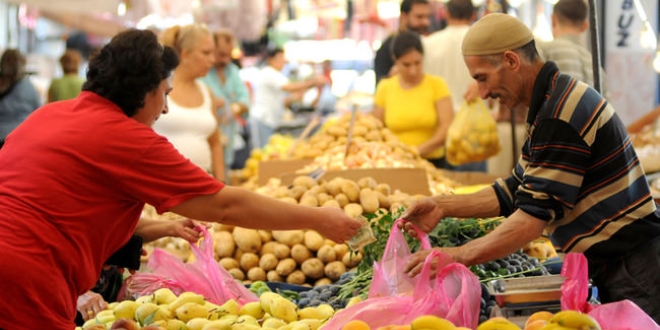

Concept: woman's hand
[[77, 291, 107, 321], [169, 218, 204, 243], [314, 207, 363, 243]]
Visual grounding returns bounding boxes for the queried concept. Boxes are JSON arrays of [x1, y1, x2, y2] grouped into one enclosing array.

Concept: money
[[348, 215, 377, 250]]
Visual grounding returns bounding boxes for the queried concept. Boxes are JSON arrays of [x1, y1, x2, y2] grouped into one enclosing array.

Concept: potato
[[272, 230, 305, 246], [333, 244, 350, 259], [303, 230, 324, 251], [317, 245, 337, 263], [273, 243, 291, 259], [278, 196, 299, 204], [259, 253, 279, 271], [213, 231, 235, 258], [240, 253, 260, 272], [342, 251, 363, 268], [258, 230, 272, 243], [343, 203, 364, 219], [283, 270, 305, 285], [323, 179, 342, 196], [324, 261, 347, 281], [247, 267, 267, 282], [359, 188, 379, 213], [357, 177, 377, 190], [272, 186, 290, 199], [352, 124, 369, 137], [261, 241, 278, 255], [288, 185, 307, 200], [376, 192, 391, 209], [219, 257, 239, 270], [276, 258, 297, 276], [228, 268, 245, 281], [308, 185, 326, 195], [233, 249, 244, 261], [327, 125, 348, 137], [375, 183, 391, 196], [314, 278, 332, 286], [364, 130, 383, 142], [334, 193, 349, 207], [213, 223, 234, 232], [316, 193, 332, 206], [301, 258, 325, 279], [267, 270, 283, 282], [293, 175, 318, 189], [232, 227, 262, 254], [299, 194, 319, 207], [321, 199, 341, 208], [340, 180, 361, 202], [291, 244, 312, 264]]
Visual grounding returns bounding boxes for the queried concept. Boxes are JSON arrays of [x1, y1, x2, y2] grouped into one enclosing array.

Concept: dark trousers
[[592, 237, 660, 324]]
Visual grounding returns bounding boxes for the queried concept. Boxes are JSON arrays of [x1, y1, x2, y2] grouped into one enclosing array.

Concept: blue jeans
[[249, 118, 274, 150]]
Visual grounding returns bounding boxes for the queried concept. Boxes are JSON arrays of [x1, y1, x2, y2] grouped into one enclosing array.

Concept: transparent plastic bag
[[561, 253, 660, 330], [445, 98, 500, 165]]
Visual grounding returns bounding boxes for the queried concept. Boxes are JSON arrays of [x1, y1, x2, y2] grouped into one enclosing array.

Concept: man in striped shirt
[[402, 13, 660, 322]]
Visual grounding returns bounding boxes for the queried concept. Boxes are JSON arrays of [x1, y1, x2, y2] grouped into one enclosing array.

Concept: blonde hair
[[213, 28, 235, 48], [160, 23, 211, 57]]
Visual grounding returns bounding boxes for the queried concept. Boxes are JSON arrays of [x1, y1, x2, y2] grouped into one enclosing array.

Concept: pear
[[165, 319, 188, 330], [201, 319, 233, 330], [176, 302, 211, 322], [269, 297, 298, 323], [213, 299, 239, 318], [113, 300, 140, 320], [135, 294, 155, 304], [153, 288, 178, 305], [261, 317, 287, 329], [235, 314, 259, 326], [168, 292, 206, 313], [238, 301, 265, 319], [187, 317, 210, 330], [134, 302, 159, 325], [229, 324, 261, 330], [259, 292, 281, 314]]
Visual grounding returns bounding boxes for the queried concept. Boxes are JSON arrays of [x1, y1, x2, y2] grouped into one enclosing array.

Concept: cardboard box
[[280, 167, 432, 196], [258, 159, 313, 185]]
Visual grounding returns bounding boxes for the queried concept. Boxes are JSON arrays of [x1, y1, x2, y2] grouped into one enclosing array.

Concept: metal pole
[[588, 0, 603, 94]]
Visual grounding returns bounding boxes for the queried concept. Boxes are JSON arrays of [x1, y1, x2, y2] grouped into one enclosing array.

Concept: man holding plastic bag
[[402, 13, 660, 323]]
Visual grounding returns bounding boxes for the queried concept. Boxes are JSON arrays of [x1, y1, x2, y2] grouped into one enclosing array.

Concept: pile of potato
[[242, 134, 296, 179]]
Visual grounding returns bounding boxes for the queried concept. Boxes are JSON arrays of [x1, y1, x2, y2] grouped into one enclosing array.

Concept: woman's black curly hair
[[82, 29, 179, 117]]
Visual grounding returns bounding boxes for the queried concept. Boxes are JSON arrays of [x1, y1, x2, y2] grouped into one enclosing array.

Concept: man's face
[[132, 77, 173, 126], [214, 40, 233, 68], [465, 54, 523, 109], [403, 3, 431, 35]]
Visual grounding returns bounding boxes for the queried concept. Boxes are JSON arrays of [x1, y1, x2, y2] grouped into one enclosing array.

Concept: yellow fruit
[[524, 319, 547, 330], [187, 318, 211, 330], [238, 301, 265, 319], [113, 300, 141, 320], [235, 314, 260, 326], [270, 296, 298, 323], [525, 311, 554, 328], [176, 302, 211, 322], [342, 320, 371, 330], [259, 291, 281, 314], [410, 315, 456, 330], [345, 296, 363, 308], [136, 295, 155, 304], [168, 292, 206, 313], [548, 310, 601, 330], [230, 324, 261, 330], [262, 317, 288, 329], [94, 310, 116, 324], [135, 303, 159, 325], [202, 319, 233, 330], [153, 288, 178, 305], [476, 317, 521, 330], [164, 319, 188, 330]]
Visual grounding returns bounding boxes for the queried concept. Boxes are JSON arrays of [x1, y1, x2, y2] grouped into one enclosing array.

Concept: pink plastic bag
[[368, 218, 436, 298], [117, 273, 187, 301], [325, 219, 481, 329], [561, 253, 660, 330], [122, 226, 258, 305]]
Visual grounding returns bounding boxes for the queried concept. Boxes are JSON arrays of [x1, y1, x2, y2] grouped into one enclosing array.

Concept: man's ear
[[502, 51, 520, 70], [579, 21, 589, 33]]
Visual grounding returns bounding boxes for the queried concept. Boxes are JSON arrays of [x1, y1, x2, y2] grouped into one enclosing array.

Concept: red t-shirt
[[0, 92, 224, 329]]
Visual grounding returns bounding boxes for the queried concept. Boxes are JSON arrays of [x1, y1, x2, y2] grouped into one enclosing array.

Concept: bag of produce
[[561, 253, 660, 330], [122, 226, 258, 305], [445, 98, 501, 165], [324, 249, 481, 328]]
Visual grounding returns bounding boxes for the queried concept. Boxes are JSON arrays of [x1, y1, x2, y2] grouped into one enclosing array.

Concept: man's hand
[[403, 246, 462, 278], [398, 197, 444, 237], [77, 291, 107, 321]]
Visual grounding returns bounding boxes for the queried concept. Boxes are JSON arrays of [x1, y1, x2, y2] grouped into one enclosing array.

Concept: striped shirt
[[493, 62, 660, 266]]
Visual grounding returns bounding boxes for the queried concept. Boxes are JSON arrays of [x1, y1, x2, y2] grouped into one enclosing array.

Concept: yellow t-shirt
[[374, 74, 451, 159]]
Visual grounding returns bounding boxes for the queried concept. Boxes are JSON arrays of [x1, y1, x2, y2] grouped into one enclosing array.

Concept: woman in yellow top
[[373, 30, 454, 168]]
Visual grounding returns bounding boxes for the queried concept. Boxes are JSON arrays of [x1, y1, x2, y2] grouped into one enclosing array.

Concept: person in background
[[155, 24, 226, 182], [0, 49, 41, 149], [402, 13, 660, 323], [202, 29, 251, 179], [75, 216, 201, 325], [48, 49, 86, 102], [0, 29, 361, 330], [536, 0, 607, 96], [372, 30, 454, 168], [423, 0, 488, 172], [248, 48, 326, 149], [310, 59, 337, 117], [374, 0, 431, 86]]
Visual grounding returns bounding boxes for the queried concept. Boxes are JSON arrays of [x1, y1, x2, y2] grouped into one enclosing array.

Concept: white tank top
[[153, 80, 217, 173]]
